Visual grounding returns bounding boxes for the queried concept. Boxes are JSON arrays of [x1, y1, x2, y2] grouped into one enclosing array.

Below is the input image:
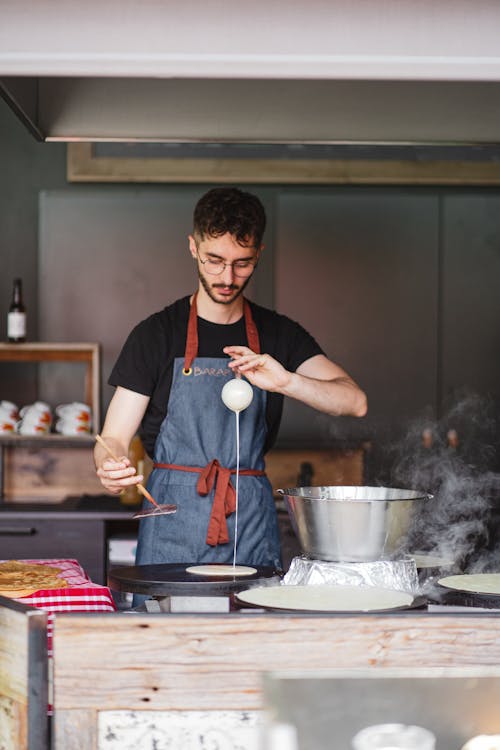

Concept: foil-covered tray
[[282, 555, 420, 596]]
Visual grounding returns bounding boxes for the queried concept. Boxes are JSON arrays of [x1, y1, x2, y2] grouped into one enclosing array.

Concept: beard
[[198, 269, 252, 305]]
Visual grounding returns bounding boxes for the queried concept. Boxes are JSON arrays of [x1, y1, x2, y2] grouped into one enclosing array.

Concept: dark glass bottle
[[7, 278, 27, 343]]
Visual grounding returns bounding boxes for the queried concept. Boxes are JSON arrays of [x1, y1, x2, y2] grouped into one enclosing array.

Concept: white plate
[[236, 584, 414, 612]]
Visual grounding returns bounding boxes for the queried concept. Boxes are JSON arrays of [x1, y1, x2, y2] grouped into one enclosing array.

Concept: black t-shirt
[[109, 296, 324, 457]]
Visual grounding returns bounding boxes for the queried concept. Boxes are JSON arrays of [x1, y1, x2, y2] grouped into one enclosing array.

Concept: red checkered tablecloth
[[13, 558, 117, 613], [3, 558, 116, 653]]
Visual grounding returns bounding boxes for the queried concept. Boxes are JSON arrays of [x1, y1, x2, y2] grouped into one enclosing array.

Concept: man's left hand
[[223, 346, 290, 392]]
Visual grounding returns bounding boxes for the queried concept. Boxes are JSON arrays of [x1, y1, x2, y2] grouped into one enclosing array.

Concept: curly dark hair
[[193, 187, 266, 248]]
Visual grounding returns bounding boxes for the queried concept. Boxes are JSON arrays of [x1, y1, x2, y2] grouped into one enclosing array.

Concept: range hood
[[2, 0, 500, 144]]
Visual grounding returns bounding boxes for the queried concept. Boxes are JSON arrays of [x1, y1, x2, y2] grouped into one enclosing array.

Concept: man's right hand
[[96, 456, 143, 495], [93, 386, 150, 494]]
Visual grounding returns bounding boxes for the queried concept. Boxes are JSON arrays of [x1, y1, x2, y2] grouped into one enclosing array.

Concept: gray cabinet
[[0, 509, 138, 585], [0, 517, 106, 583]]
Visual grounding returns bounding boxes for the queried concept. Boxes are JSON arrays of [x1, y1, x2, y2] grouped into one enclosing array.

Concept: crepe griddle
[[436, 589, 500, 609], [434, 578, 500, 610], [108, 563, 281, 597], [410, 552, 460, 583]]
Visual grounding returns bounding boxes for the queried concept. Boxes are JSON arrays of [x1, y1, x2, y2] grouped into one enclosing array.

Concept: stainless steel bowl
[[278, 486, 432, 563]]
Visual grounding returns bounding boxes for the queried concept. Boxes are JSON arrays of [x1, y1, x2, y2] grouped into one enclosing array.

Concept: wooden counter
[[52, 610, 500, 714], [3, 599, 500, 750], [50, 609, 500, 748]]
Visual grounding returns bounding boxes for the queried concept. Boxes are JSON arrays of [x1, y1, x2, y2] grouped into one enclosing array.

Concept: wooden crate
[[0, 597, 48, 750]]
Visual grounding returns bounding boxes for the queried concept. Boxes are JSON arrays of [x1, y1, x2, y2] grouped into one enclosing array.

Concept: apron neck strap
[[183, 294, 199, 374], [244, 298, 261, 355], [183, 293, 261, 374]]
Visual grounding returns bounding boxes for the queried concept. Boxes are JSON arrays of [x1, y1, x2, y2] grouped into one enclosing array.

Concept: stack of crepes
[[0, 560, 69, 598]]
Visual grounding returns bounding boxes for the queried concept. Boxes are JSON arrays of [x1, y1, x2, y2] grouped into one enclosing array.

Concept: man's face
[[189, 232, 260, 306]]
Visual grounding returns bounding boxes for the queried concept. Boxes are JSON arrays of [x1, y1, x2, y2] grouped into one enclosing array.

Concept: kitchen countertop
[[3, 593, 500, 750], [0, 494, 140, 519]]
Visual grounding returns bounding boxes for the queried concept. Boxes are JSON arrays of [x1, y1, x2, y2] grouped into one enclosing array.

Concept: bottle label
[[7, 311, 26, 338]]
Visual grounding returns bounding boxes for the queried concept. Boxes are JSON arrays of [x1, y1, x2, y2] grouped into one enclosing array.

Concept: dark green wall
[[0, 98, 66, 339]]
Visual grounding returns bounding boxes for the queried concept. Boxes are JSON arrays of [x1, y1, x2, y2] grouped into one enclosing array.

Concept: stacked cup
[[0, 400, 20, 434], [17, 401, 53, 435], [54, 402, 92, 435]]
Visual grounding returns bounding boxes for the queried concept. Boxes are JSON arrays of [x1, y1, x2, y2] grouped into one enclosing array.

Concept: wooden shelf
[[0, 342, 101, 429], [0, 343, 102, 501], [0, 433, 95, 447]]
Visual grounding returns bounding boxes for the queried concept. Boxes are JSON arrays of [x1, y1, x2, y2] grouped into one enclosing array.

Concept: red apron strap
[[196, 460, 235, 546], [183, 293, 199, 374], [244, 299, 261, 354], [154, 460, 265, 547], [154, 462, 265, 478], [183, 294, 261, 374]]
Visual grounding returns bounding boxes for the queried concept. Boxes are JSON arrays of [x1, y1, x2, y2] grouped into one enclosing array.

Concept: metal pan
[[278, 486, 432, 563]]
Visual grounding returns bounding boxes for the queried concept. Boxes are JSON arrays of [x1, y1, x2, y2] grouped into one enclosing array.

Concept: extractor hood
[[2, 0, 500, 145]]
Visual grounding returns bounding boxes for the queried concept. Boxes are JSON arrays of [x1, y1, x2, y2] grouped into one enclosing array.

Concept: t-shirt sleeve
[[108, 317, 162, 396], [281, 316, 325, 372]]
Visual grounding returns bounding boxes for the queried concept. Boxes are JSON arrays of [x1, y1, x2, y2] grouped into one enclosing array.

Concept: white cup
[[0, 401, 19, 420], [462, 736, 500, 750], [20, 401, 51, 417], [20, 405, 52, 428], [17, 402, 52, 435], [54, 418, 91, 436], [0, 415, 18, 433], [352, 724, 436, 750], [55, 402, 91, 418], [17, 419, 51, 435]]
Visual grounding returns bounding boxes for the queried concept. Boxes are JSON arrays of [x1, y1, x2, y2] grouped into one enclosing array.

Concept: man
[[95, 187, 367, 570]]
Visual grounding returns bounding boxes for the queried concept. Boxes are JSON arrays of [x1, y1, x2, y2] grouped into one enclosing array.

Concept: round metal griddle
[[434, 580, 500, 610], [436, 589, 500, 609], [108, 563, 281, 597]]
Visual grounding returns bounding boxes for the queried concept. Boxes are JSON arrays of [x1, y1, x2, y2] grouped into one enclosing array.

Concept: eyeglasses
[[196, 251, 258, 278]]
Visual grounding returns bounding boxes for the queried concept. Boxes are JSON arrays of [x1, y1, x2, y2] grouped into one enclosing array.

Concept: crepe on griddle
[[0, 560, 68, 598], [438, 573, 500, 595], [236, 584, 414, 612], [186, 564, 257, 577]]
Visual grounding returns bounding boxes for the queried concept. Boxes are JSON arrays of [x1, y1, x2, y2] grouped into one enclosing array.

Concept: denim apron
[[135, 294, 282, 569]]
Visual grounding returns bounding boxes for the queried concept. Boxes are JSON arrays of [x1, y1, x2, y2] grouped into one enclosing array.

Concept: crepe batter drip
[[220, 376, 254, 570], [233, 409, 240, 567]]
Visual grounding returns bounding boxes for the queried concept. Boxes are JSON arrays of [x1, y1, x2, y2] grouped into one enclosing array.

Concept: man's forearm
[[279, 372, 368, 417]]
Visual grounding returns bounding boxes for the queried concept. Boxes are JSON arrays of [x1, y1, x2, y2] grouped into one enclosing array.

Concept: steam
[[389, 392, 499, 572]]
